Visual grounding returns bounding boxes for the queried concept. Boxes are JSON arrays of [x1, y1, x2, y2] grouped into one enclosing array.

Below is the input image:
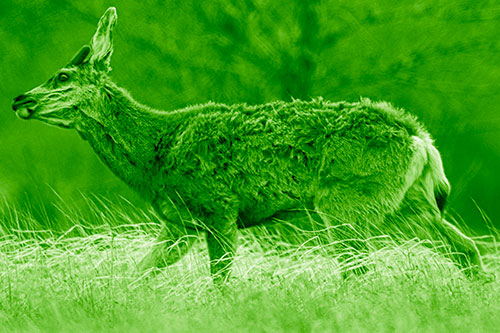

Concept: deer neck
[[76, 81, 169, 198]]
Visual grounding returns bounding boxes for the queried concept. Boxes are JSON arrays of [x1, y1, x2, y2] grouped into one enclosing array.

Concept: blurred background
[[0, 0, 499, 233]]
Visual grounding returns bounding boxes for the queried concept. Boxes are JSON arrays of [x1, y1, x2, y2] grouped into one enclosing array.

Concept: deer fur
[[12, 7, 484, 280]]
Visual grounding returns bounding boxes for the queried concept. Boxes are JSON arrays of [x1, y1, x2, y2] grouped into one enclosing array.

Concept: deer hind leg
[[392, 205, 483, 277], [440, 219, 483, 273], [137, 222, 198, 272], [392, 172, 484, 276]]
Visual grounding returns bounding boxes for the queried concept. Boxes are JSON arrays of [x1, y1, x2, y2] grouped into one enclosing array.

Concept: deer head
[[12, 7, 118, 129]]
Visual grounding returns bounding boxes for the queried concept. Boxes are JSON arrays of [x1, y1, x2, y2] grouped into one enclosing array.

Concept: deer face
[[12, 7, 117, 129]]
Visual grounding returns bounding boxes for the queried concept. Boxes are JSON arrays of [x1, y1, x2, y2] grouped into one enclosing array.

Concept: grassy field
[[0, 197, 499, 332]]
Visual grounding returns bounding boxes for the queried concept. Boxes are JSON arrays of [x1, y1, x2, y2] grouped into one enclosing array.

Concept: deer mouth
[[15, 107, 35, 119], [12, 97, 37, 119]]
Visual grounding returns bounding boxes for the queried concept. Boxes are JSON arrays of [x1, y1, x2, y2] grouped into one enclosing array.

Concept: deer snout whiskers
[[12, 94, 38, 119]]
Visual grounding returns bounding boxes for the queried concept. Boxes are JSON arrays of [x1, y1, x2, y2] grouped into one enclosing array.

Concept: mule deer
[[12, 7, 484, 280]]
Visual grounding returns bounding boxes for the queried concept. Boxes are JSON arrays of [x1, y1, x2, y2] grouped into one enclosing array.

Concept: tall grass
[[0, 195, 498, 332]]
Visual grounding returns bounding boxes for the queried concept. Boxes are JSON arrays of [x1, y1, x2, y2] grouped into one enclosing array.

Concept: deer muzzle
[[12, 94, 38, 119]]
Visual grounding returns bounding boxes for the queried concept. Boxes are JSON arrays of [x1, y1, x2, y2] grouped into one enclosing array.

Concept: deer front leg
[[138, 222, 197, 272], [206, 220, 238, 283]]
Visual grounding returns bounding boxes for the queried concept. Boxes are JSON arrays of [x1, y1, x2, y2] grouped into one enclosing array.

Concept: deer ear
[[89, 7, 117, 71], [68, 45, 91, 67]]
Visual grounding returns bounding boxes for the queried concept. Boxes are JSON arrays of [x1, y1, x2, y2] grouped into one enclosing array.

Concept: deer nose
[[12, 94, 36, 110], [12, 94, 38, 119]]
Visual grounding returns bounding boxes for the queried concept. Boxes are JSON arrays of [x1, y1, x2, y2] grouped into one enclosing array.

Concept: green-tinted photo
[[1, 1, 500, 331]]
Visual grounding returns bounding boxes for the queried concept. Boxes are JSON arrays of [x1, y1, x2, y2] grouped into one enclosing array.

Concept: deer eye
[[58, 72, 70, 82]]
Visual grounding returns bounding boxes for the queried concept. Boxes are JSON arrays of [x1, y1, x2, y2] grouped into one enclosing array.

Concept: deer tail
[[406, 135, 450, 214], [424, 138, 451, 213]]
